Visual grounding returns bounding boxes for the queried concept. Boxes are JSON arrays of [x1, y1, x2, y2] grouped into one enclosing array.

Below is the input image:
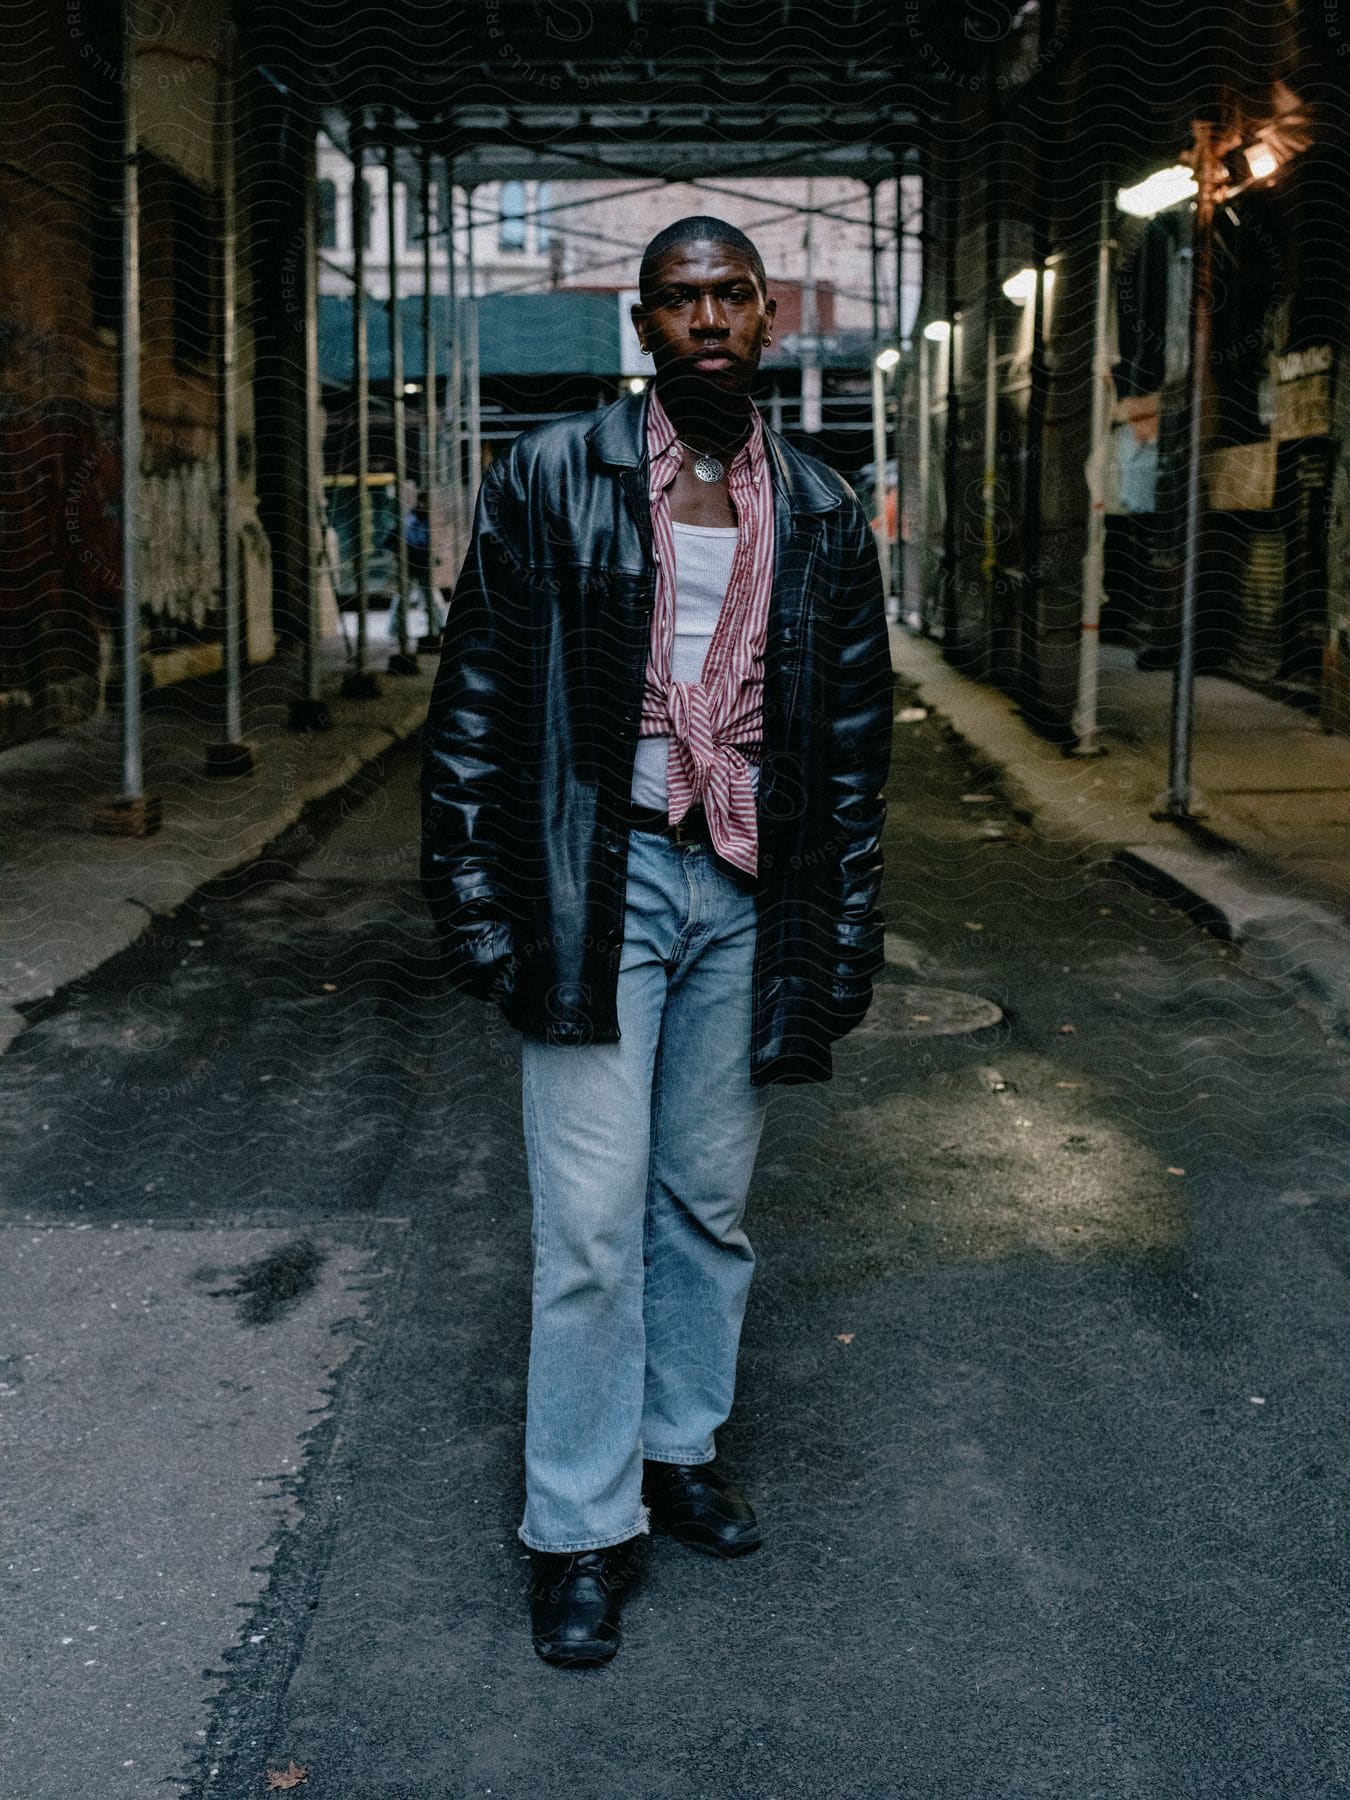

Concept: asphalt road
[[1, 697, 1346, 1800]]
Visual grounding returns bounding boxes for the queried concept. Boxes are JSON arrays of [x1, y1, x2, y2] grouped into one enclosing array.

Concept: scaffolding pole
[[420, 143, 442, 647], [868, 180, 891, 607], [342, 133, 380, 699], [1073, 176, 1114, 756], [95, 0, 159, 834], [917, 330, 931, 626], [385, 135, 416, 674], [468, 292, 482, 498], [895, 155, 915, 626], [463, 183, 482, 495], [290, 109, 332, 730], [1165, 122, 1216, 818], [444, 162, 465, 556], [205, 26, 255, 778]]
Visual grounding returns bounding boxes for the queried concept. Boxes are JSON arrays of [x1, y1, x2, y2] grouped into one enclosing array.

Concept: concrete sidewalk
[[0, 629, 435, 1050], [892, 628, 1350, 1044]]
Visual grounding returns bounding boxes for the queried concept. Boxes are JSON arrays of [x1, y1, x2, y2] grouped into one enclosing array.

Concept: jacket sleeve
[[420, 455, 529, 993], [819, 500, 893, 1034]]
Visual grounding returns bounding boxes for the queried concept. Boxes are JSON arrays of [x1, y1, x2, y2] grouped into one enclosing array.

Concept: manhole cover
[[859, 984, 1005, 1039]]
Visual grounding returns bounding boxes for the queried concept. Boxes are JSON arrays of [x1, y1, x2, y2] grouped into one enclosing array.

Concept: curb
[[2, 684, 431, 1049], [890, 632, 1350, 1048], [1117, 844, 1350, 1043]]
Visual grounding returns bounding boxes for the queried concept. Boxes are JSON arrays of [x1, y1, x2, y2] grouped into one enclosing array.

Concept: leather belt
[[625, 803, 713, 846]]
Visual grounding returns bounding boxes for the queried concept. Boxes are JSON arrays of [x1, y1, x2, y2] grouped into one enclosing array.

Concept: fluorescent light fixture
[[1001, 267, 1037, 305], [626, 376, 647, 394], [1245, 142, 1279, 181], [1116, 165, 1197, 218], [922, 320, 951, 342], [875, 346, 901, 372]]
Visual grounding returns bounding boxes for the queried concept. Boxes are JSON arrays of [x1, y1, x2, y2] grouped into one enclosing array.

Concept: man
[[421, 216, 892, 1667]]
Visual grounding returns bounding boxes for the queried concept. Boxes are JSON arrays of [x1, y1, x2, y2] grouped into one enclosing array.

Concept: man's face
[[631, 240, 775, 397]]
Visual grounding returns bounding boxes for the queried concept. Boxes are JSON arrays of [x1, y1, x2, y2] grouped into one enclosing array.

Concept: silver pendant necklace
[[680, 441, 725, 484]]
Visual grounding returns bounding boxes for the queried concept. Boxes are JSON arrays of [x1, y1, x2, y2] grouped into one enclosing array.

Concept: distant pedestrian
[[388, 495, 445, 647], [421, 216, 892, 1666]]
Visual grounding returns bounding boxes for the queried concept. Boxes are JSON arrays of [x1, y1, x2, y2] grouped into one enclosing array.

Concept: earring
[[640, 344, 650, 356], [763, 334, 773, 347]]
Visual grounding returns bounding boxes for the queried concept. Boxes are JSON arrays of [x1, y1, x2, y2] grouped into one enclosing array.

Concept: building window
[[499, 181, 526, 252], [318, 179, 337, 250], [83, 1, 123, 332], [535, 182, 552, 252], [140, 153, 218, 372]]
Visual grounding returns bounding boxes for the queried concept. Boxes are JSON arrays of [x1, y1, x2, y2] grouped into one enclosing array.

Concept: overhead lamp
[[922, 320, 951, 342], [1001, 267, 1037, 305], [875, 346, 901, 372], [1116, 165, 1197, 219], [626, 376, 647, 394], [1244, 142, 1279, 181]]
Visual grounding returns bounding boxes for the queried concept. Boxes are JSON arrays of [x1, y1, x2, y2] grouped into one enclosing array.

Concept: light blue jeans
[[518, 827, 769, 1554]]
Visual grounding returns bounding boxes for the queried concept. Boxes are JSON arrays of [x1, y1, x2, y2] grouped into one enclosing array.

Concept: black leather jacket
[[420, 389, 892, 1085]]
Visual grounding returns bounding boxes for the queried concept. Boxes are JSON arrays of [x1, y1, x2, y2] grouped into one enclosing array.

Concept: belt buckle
[[670, 817, 693, 846]]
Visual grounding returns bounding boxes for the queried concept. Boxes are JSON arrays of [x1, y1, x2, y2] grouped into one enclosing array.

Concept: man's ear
[[630, 301, 647, 352]]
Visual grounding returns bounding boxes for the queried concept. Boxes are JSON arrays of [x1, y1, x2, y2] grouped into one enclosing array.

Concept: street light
[[875, 346, 900, 373], [1115, 142, 1217, 816], [1116, 135, 1292, 815], [626, 376, 647, 395], [1001, 267, 1037, 305], [1244, 142, 1279, 181], [1116, 165, 1197, 218], [922, 319, 951, 341]]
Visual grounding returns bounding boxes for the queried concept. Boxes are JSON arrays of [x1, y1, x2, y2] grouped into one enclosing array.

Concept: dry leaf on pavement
[[834, 1332, 856, 1345], [264, 1764, 309, 1791], [1058, 1023, 1077, 1034]]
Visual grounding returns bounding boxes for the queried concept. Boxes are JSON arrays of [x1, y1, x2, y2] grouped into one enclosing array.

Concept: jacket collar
[[585, 388, 843, 517]]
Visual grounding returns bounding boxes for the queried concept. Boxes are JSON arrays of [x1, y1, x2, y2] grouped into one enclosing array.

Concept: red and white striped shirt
[[640, 386, 775, 876]]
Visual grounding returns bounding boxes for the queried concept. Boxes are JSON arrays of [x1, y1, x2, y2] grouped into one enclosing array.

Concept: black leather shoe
[[529, 1539, 639, 1667], [642, 1460, 762, 1558]]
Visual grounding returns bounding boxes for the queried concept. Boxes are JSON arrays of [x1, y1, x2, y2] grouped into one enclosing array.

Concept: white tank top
[[630, 521, 759, 810]]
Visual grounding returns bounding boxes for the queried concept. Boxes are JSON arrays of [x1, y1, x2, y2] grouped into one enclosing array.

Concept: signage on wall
[[1274, 344, 1334, 440], [1276, 344, 1333, 384]]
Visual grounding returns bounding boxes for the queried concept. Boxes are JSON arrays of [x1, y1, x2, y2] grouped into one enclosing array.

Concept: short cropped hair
[[638, 216, 767, 300]]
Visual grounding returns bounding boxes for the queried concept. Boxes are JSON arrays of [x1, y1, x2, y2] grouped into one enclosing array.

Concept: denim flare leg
[[518, 826, 769, 1554]]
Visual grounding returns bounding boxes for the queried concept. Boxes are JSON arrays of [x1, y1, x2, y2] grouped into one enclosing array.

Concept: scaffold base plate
[[92, 793, 163, 838]]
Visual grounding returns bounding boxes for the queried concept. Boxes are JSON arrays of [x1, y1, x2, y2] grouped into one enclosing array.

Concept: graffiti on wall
[[137, 454, 219, 639]]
